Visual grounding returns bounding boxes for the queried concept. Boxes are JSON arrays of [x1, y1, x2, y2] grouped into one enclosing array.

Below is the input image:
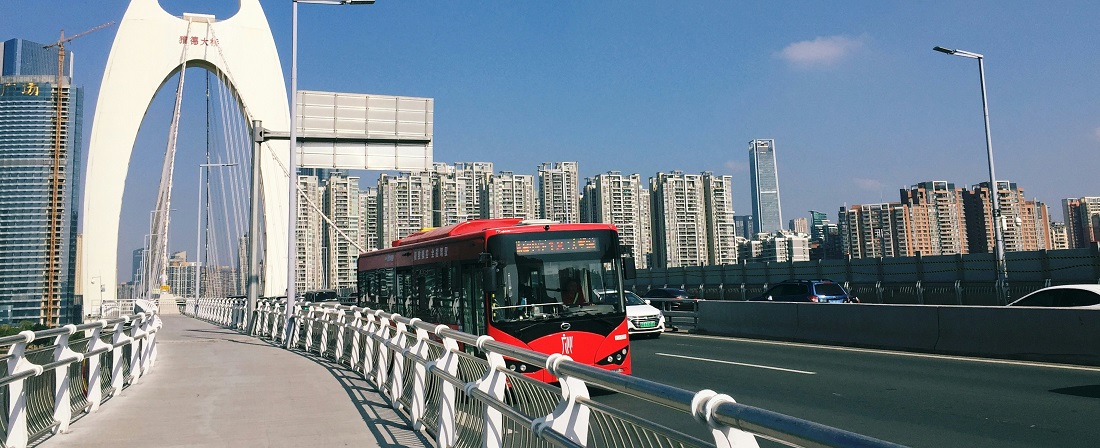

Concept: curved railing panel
[[184, 297, 904, 448], [0, 312, 160, 448]]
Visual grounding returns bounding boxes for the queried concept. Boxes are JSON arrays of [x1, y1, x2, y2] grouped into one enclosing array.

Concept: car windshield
[[600, 290, 646, 306], [814, 283, 846, 295]]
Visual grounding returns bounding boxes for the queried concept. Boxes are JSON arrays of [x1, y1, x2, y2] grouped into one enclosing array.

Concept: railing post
[[362, 311, 383, 378], [349, 309, 363, 372], [469, 335, 507, 448], [691, 390, 761, 448], [433, 333, 461, 447], [407, 320, 431, 429], [374, 314, 394, 394], [318, 307, 330, 356], [334, 308, 348, 362], [110, 319, 133, 396], [389, 318, 410, 404], [51, 325, 84, 434], [83, 321, 111, 412], [533, 353, 590, 446], [128, 313, 146, 384], [4, 331, 44, 448]]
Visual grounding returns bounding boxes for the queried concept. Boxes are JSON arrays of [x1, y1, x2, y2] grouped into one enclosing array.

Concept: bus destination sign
[[515, 237, 598, 255]]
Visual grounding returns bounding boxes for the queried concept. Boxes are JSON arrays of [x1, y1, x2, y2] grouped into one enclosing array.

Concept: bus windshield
[[487, 230, 625, 323]]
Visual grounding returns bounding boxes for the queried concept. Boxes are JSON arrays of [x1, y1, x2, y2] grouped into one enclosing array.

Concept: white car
[[596, 290, 665, 338], [1007, 284, 1100, 308]]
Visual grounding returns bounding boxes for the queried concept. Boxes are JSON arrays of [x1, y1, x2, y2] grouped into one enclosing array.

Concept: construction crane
[[41, 22, 114, 325]]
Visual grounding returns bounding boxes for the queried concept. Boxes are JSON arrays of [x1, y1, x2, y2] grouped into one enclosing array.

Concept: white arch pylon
[[82, 0, 289, 314]]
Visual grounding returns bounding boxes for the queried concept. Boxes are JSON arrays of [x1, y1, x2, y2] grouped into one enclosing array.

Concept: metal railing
[[185, 297, 903, 448], [0, 312, 160, 448]]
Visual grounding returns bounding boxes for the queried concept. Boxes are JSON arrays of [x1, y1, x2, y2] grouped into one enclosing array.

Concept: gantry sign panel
[[296, 90, 433, 171]]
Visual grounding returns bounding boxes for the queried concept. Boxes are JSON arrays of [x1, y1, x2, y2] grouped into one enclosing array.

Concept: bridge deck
[[39, 315, 431, 448]]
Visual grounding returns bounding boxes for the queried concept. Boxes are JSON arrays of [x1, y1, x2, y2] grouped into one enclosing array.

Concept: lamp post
[[287, 0, 375, 344], [195, 163, 237, 301], [933, 45, 1008, 303]]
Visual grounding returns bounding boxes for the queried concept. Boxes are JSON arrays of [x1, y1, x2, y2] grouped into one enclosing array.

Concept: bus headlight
[[595, 346, 629, 366]]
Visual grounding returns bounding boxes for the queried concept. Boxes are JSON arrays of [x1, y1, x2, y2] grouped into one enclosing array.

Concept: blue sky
[[5, 1, 1100, 278]]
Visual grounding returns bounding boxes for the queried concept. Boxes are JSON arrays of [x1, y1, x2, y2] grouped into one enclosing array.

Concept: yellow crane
[[41, 22, 113, 325]]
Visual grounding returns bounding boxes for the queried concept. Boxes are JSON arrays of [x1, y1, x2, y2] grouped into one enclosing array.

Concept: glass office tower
[[0, 38, 83, 325], [749, 139, 782, 234]]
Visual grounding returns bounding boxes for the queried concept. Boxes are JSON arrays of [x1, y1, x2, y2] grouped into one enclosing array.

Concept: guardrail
[[0, 312, 160, 448], [643, 298, 701, 332], [184, 298, 903, 448]]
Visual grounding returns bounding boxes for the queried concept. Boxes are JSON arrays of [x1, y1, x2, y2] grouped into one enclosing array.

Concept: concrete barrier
[[696, 301, 1100, 366]]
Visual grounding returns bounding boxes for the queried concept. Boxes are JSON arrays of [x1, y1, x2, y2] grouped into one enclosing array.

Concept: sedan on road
[[1006, 284, 1100, 308]]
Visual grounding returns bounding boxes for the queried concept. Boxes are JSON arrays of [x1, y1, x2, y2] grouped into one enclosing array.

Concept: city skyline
[[5, 1, 1100, 281]]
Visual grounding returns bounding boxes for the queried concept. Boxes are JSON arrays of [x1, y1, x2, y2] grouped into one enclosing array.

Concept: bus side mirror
[[482, 265, 497, 290], [623, 256, 637, 280]]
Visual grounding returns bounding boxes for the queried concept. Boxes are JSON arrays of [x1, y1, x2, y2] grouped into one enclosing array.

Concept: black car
[[641, 287, 697, 310], [750, 280, 858, 303]]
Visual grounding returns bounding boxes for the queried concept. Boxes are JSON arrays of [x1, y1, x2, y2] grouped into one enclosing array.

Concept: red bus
[[356, 218, 635, 382]]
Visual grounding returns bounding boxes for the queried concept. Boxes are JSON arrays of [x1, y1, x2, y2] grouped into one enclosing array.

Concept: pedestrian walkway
[[38, 315, 431, 448]]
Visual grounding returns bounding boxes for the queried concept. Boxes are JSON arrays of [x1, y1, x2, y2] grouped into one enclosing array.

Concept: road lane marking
[[655, 352, 816, 375], [665, 333, 1100, 373]]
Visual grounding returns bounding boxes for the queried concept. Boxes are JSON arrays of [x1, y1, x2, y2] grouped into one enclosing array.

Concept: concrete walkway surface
[[37, 315, 432, 448]]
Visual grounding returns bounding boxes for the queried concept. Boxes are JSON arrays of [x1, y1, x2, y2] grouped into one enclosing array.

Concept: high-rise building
[[1050, 222, 1070, 250], [900, 181, 968, 256], [377, 171, 433, 248], [839, 203, 912, 259], [752, 232, 810, 263], [325, 172, 362, 291], [749, 139, 782, 234], [538, 161, 580, 223], [962, 181, 1050, 253], [166, 252, 198, 297], [295, 174, 325, 291], [432, 162, 493, 226], [789, 217, 808, 234], [0, 39, 83, 325], [1062, 197, 1100, 248], [703, 172, 738, 265], [733, 215, 755, 239], [649, 171, 708, 268], [360, 186, 379, 251], [487, 171, 537, 220], [580, 172, 652, 268]]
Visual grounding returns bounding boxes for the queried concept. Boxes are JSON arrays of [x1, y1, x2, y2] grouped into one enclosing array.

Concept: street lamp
[[196, 163, 237, 301], [933, 45, 1008, 303], [287, 0, 375, 344]]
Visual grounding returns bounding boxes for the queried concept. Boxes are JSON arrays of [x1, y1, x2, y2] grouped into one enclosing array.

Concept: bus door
[[459, 263, 486, 335]]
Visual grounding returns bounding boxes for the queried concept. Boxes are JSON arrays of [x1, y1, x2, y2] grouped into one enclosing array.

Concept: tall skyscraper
[[0, 39, 83, 325], [649, 171, 708, 268], [377, 171, 433, 248], [487, 171, 537, 220], [432, 162, 493, 226], [749, 139, 782, 234], [900, 181, 968, 256], [580, 172, 652, 268], [538, 161, 580, 223]]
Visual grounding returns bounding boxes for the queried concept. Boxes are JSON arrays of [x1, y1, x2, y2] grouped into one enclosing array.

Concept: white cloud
[[853, 178, 883, 191], [777, 35, 867, 68], [724, 160, 749, 172]]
